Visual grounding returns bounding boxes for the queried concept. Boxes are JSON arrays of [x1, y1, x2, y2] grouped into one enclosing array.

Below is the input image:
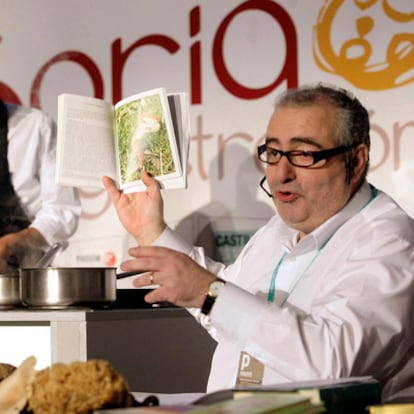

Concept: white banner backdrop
[[1, 0, 413, 266]]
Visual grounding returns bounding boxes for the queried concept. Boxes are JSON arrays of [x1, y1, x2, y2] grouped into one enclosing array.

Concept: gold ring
[[149, 273, 154, 285]]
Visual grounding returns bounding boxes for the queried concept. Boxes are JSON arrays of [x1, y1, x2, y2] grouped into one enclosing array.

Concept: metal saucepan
[[0, 240, 145, 308], [20, 267, 118, 309], [0, 272, 21, 308], [20, 268, 145, 309], [0, 242, 67, 308]]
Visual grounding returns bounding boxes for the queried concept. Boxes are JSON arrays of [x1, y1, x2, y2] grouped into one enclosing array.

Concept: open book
[[193, 376, 381, 410], [56, 88, 190, 193]]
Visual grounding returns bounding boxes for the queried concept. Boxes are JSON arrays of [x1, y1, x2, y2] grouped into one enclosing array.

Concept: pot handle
[[116, 271, 149, 279], [35, 241, 68, 268]]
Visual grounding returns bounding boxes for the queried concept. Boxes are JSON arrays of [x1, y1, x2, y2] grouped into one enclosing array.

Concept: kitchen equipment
[[20, 267, 118, 309], [0, 242, 68, 308], [0, 272, 20, 308], [19, 268, 147, 309], [34, 241, 68, 268]]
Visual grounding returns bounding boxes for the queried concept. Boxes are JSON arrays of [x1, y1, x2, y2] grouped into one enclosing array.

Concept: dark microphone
[[259, 176, 273, 198]]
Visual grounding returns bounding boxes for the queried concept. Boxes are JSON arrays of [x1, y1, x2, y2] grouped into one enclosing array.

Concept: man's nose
[[267, 156, 296, 183]]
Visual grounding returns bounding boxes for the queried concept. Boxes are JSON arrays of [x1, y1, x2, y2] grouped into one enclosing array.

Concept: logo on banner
[[213, 230, 255, 264], [313, 0, 414, 89]]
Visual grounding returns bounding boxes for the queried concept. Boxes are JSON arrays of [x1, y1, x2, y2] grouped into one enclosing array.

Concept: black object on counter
[[110, 289, 175, 309]]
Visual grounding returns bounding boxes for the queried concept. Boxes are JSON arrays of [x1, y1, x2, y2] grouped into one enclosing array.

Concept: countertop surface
[[0, 289, 185, 322], [0, 305, 186, 322]]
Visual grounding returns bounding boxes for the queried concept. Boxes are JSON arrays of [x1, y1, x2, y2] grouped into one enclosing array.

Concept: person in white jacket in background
[[0, 99, 81, 271], [103, 83, 414, 403]]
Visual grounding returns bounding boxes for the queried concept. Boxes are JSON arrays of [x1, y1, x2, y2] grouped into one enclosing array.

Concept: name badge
[[236, 351, 264, 386]]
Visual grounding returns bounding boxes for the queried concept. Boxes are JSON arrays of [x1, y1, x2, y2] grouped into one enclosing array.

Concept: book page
[[56, 93, 118, 189], [161, 92, 190, 190], [114, 88, 183, 193]]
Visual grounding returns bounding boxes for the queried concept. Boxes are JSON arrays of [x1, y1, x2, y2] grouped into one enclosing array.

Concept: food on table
[[0, 356, 36, 414], [0, 357, 136, 414], [0, 362, 17, 381], [27, 359, 134, 414]]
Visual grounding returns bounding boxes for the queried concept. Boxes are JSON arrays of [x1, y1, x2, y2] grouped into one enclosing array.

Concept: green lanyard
[[267, 241, 327, 304], [267, 252, 288, 302], [267, 185, 378, 304]]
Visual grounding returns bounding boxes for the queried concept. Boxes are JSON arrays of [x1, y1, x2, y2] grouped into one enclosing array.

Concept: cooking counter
[[0, 305, 217, 393]]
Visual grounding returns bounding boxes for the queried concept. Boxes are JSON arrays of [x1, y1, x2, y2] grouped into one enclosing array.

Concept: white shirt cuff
[[210, 282, 268, 342], [152, 226, 193, 255]]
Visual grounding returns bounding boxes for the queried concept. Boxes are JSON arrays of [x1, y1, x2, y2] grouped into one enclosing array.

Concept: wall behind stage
[[1, 0, 413, 267]]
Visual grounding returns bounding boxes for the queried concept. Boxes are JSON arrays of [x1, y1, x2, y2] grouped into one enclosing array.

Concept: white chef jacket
[[154, 181, 414, 402], [6, 103, 81, 245]]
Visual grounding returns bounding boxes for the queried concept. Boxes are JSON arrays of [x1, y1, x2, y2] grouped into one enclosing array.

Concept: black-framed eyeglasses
[[257, 143, 353, 168]]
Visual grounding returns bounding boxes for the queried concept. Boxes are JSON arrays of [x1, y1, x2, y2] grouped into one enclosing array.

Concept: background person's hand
[[122, 245, 218, 308], [102, 171, 166, 245], [0, 229, 48, 272], [0, 237, 13, 272]]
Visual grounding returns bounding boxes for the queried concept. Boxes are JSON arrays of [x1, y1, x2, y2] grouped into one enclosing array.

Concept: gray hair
[[275, 83, 370, 181]]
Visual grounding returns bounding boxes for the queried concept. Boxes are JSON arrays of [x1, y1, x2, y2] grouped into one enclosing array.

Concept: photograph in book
[[56, 88, 189, 193], [115, 90, 181, 191]]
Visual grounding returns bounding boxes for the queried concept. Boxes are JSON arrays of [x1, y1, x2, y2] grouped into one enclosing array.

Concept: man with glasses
[[103, 84, 414, 402]]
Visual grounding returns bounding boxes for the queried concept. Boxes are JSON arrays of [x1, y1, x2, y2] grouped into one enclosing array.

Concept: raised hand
[[102, 170, 166, 245]]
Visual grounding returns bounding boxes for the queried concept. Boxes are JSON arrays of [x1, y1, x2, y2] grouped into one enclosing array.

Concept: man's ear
[[350, 144, 369, 185]]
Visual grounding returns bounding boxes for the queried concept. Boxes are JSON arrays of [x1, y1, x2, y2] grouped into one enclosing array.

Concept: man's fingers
[[132, 272, 156, 287], [102, 175, 115, 189], [141, 170, 162, 194], [144, 289, 165, 304], [131, 274, 165, 304], [141, 170, 154, 185], [102, 176, 121, 203]]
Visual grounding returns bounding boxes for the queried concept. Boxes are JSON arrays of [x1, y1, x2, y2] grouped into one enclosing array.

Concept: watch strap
[[201, 278, 225, 316], [201, 294, 216, 316]]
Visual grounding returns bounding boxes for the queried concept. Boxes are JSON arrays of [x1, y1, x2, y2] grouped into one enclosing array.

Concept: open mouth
[[277, 191, 297, 202]]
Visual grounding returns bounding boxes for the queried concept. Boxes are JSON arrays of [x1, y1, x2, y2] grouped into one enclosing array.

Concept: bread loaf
[[27, 359, 134, 414]]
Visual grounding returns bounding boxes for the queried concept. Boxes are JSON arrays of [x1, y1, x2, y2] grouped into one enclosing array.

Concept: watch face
[[209, 280, 224, 296]]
